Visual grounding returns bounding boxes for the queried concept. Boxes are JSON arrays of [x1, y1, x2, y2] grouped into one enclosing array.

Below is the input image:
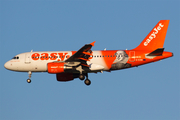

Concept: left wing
[[65, 41, 95, 67]]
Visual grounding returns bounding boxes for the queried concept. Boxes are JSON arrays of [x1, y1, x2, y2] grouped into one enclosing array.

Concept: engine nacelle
[[56, 73, 74, 81], [47, 62, 65, 74], [56, 73, 79, 81]]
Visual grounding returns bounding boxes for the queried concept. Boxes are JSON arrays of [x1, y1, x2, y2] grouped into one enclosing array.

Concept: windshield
[[12, 56, 19, 59]]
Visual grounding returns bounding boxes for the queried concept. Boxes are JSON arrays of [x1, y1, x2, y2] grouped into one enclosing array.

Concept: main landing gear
[[79, 73, 91, 86], [84, 79, 91, 86], [27, 71, 32, 83]]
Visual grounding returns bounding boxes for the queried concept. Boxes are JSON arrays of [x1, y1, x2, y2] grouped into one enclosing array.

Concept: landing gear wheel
[[84, 79, 91, 86], [79, 74, 85, 80], [27, 79, 31, 83]]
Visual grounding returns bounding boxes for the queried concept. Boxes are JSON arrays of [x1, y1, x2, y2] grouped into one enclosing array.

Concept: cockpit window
[[12, 56, 19, 59]]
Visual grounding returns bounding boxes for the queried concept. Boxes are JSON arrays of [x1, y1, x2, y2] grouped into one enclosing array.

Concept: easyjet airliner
[[4, 20, 173, 85]]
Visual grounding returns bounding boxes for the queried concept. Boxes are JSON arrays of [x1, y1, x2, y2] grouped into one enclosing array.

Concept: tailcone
[[163, 51, 173, 58]]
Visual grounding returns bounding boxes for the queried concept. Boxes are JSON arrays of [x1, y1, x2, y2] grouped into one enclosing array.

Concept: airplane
[[4, 20, 173, 86]]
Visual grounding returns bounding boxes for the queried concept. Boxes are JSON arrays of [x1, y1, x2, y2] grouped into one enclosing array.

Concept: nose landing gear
[[27, 71, 32, 83], [27, 79, 31, 83]]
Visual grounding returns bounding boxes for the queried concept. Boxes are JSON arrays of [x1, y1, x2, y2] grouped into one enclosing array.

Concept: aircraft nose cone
[[4, 61, 11, 70]]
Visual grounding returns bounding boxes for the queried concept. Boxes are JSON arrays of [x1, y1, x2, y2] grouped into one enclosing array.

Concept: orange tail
[[133, 20, 170, 51]]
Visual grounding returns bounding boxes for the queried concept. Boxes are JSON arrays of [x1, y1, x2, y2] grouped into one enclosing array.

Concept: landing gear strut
[[27, 71, 32, 83]]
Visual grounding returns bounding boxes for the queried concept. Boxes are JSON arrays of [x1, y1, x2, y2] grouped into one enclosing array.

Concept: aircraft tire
[[27, 79, 31, 83], [84, 79, 91, 86], [79, 74, 85, 80]]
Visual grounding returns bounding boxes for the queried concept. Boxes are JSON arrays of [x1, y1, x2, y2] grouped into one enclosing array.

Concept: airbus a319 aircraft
[[4, 20, 173, 86]]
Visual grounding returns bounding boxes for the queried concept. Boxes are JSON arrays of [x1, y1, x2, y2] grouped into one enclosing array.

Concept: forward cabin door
[[25, 53, 31, 64], [129, 51, 135, 62]]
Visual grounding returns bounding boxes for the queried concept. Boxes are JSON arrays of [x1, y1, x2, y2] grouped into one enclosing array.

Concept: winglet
[[90, 41, 96, 46]]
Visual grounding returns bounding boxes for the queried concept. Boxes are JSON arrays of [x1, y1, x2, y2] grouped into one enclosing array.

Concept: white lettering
[[159, 23, 164, 27], [151, 32, 156, 38], [157, 26, 161, 30], [154, 28, 158, 34], [144, 42, 148, 46], [144, 23, 164, 46]]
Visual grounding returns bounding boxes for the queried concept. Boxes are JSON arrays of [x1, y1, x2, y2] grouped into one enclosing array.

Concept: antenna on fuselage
[[31, 50, 33, 52], [104, 48, 106, 51]]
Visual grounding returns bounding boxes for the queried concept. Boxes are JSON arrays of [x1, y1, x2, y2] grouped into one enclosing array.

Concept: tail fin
[[133, 20, 170, 51]]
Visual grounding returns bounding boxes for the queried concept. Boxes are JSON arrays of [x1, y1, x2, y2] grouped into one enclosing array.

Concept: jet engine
[[56, 73, 79, 81], [47, 62, 71, 74]]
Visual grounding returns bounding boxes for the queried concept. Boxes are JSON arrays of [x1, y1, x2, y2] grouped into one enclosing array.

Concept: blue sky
[[0, 0, 180, 120]]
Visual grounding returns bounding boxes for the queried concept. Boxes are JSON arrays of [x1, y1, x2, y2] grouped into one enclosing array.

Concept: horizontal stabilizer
[[147, 48, 164, 56]]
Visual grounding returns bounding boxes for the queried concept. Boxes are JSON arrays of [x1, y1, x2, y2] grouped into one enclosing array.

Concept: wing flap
[[65, 41, 95, 62]]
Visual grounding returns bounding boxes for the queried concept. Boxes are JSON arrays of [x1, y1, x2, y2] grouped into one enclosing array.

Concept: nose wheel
[[27, 79, 31, 83], [27, 71, 32, 83]]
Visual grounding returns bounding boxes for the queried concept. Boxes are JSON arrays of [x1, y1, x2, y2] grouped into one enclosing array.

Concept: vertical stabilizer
[[133, 20, 169, 51]]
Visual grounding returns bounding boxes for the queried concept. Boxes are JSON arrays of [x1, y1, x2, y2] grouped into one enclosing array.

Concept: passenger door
[[25, 53, 31, 64]]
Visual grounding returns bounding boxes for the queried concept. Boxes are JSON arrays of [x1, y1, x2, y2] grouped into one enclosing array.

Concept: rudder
[[133, 20, 170, 51]]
